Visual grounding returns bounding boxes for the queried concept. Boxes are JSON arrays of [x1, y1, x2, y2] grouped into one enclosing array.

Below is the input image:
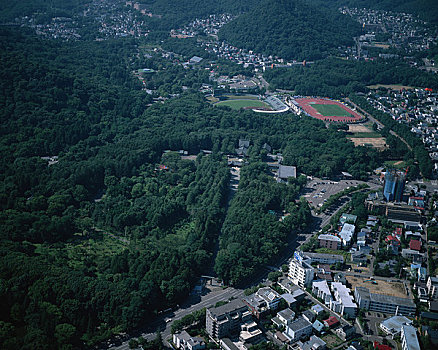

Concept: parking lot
[[301, 177, 366, 209]]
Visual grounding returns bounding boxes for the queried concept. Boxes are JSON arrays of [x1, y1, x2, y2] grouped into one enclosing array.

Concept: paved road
[[111, 286, 243, 350]]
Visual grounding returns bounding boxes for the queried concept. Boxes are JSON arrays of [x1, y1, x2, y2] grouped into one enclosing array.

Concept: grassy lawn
[[215, 99, 271, 110], [311, 103, 352, 117], [384, 160, 407, 169]]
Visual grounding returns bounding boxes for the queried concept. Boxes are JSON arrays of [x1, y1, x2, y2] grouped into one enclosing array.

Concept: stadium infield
[[294, 97, 364, 122], [215, 99, 272, 110]]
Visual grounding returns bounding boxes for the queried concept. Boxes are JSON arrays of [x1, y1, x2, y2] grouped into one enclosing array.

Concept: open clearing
[[347, 276, 407, 298], [311, 103, 352, 117], [349, 137, 387, 150], [215, 99, 271, 110], [348, 124, 371, 133]]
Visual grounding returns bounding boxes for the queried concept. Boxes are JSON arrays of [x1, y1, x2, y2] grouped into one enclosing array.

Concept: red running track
[[294, 97, 364, 122]]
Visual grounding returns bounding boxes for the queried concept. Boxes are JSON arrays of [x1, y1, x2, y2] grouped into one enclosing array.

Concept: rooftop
[[380, 315, 412, 334], [318, 234, 341, 242], [401, 325, 421, 350], [288, 317, 312, 332], [208, 298, 247, 318], [278, 165, 297, 179]]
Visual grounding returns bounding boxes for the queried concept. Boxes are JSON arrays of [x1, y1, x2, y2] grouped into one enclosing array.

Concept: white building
[[289, 253, 314, 288], [339, 223, 355, 246], [401, 325, 421, 350], [312, 280, 333, 305], [173, 331, 205, 350], [427, 276, 438, 299], [380, 315, 413, 337], [330, 282, 357, 319]]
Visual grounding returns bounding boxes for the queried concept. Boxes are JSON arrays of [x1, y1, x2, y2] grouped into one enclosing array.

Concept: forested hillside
[[0, 25, 390, 347], [219, 0, 361, 60]]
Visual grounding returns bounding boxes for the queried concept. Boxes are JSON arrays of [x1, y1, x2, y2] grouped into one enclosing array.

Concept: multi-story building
[[312, 280, 333, 305], [339, 223, 355, 246], [206, 299, 252, 339], [401, 325, 421, 350], [303, 252, 344, 265], [354, 287, 416, 316], [330, 282, 357, 319], [380, 315, 412, 337], [289, 252, 314, 287], [384, 170, 406, 202], [318, 234, 341, 250], [427, 276, 438, 299]]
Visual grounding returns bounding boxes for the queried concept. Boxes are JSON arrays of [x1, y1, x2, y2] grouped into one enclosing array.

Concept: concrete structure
[[297, 335, 326, 350], [278, 278, 306, 300], [339, 223, 355, 246], [278, 165, 297, 180], [239, 322, 263, 345], [257, 287, 282, 310], [318, 234, 341, 250], [401, 325, 420, 350], [206, 299, 251, 339], [335, 325, 356, 341], [340, 213, 358, 225], [380, 315, 413, 337], [289, 253, 314, 287], [286, 317, 313, 341], [427, 276, 438, 299], [303, 252, 344, 265], [312, 280, 333, 305], [354, 287, 416, 316], [402, 249, 425, 262], [330, 282, 357, 318], [173, 331, 205, 350]]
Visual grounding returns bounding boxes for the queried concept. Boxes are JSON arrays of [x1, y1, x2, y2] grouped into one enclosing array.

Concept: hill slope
[[218, 0, 361, 61]]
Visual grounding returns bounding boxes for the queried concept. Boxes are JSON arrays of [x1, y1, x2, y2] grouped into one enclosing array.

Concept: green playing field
[[311, 103, 351, 117], [215, 99, 271, 110]]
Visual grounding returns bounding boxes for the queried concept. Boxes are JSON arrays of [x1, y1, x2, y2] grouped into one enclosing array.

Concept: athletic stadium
[[292, 97, 365, 123]]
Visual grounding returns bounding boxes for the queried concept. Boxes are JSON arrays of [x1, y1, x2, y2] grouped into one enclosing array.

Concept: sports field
[[311, 103, 352, 117], [294, 97, 364, 123], [215, 99, 272, 110]]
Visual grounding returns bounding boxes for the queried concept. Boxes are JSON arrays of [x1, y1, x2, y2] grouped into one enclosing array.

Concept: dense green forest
[[0, 25, 398, 347], [263, 57, 438, 97], [215, 164, 311, 285], [0, 0, 436, 346], [219, 0, 361, 60]]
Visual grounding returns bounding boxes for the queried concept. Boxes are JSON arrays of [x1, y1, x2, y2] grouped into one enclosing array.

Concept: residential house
[[323, 316, 339, 328], [286, 317, 313, 341], [335, 325, 356, 341]]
